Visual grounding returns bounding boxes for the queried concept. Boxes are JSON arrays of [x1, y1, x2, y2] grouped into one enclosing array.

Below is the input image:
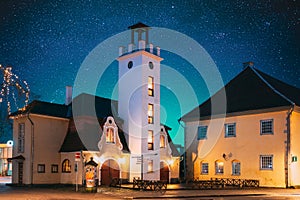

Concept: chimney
[[243, 61, 254, 69], [65, 86, 72, 105]]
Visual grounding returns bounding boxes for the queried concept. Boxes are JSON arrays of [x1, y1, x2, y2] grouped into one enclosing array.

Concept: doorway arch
[[160, 161, 170, 183], [100, 159, 120, 186]]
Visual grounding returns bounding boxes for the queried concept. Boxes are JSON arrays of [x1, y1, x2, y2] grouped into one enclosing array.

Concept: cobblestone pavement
[[1, 184, 300, 200]]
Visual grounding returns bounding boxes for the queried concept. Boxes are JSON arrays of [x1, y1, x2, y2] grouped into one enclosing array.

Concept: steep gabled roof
[[10, 100, 68, 119], [59, 117, 130, 153], [182, 67, 300, 121], [163, 125, 180, 157], [69, 93, 118, 118]]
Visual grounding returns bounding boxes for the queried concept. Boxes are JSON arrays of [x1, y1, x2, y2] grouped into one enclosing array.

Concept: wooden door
[[101, 159, 119, 186], [160, 162, 169, 183]]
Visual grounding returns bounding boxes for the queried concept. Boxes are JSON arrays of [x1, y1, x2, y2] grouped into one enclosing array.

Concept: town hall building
[[9, 23, 180, 186]]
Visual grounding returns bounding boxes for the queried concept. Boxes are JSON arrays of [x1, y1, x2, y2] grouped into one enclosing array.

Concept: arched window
[[62, 159, 71, 173], [160, 134, 166, 148], [106, 127, 115, 143], [215, 160, 224, 175]]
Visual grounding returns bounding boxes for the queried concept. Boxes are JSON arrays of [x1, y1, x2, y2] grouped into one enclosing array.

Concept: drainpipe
[[27, 114, 34, 185], [286, 104, 294, 188]]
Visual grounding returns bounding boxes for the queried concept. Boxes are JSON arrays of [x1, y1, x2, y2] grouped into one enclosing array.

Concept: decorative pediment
[[98, 117, 123, 152]]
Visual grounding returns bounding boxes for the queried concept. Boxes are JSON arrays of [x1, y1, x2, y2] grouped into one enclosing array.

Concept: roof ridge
[[251, 67, 295, 106]]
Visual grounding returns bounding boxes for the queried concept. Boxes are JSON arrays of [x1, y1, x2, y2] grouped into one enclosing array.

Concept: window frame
[[18, 123, 25, 153], [260, 155, 273, 170], [215, 161, 224, 175], [148, 104, 154, 124], [37, 164, 45, 173], [148, 76, 154, 97], [225, 123, 236, 138], [197, 126, 208, 140], [62, 159, 71, 173], [51, 164, 58, 173], [147, 160, 154, 173], [201, 162, 209, 175], [260, 119, 273, 135], [160, 134, 166, 148], [232, 161, 241, 175], [106, 127, 115, 143], [148, 130, 154, 150]]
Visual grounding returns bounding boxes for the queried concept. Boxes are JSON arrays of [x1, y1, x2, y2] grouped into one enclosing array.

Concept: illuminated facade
[[9, 23, 180, 186], [181, 66, 300, 188]]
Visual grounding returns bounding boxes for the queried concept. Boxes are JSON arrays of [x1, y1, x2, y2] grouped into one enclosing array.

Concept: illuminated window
[[232, 160, 240, 175], [106, 127, 115, 143], [18, 123, 25, 153], [62, 159, 71, 173], [148, 160, 153, 173], [215, 160, 224, 174], [148, 76, 154, 96], [260, 155, 273, 170], [148, 104, 154, 124], [197, 126, 207, 140], [160, 134, 166, 148], [225, 123, 236, 137], [201, 162, 209, 174], [148, 130, 154, 150], [260, 119, 273, 135], [37, 164, 45, 173], [51, 164, 58, 173]]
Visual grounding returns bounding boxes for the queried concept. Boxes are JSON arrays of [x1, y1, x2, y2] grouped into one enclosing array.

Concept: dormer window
[[106, 127, 115, 143]]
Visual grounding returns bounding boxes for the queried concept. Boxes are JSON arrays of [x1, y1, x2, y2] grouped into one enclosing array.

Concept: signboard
[[75, 152, 80, 161]]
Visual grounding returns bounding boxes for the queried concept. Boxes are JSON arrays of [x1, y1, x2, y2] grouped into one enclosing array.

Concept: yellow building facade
[[182, 66, 300, 188]]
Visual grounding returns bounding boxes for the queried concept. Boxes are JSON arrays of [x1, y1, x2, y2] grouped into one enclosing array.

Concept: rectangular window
[[225, 123, 236, 137], [148, 104, 154, 124], [148, 76, 154, 96], [18, 123, 25, 153], [197, 126, 208, 140], [51, 164, 58, 173], [232, 161, 241, 175], [215, 161, 224, 174], [201, 162, 209, 174], [37, 164, 45, 173], [147, 160, 153, 173], [260, 119, 273, 135], [260, 155, 273, 170], [148, 130, 154, 150]]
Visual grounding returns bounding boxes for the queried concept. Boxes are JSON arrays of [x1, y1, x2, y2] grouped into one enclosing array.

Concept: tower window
[[148, 130, 154, 150], [62, 159, 71, 173], [149, 61, 154, 69], [106, 127, 115, 143], [148, 160, 153, 173], [148, 76, 154, 96], [148, 104, 154, 124]]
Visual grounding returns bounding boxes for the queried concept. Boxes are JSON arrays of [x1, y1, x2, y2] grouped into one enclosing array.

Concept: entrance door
[[160, 162, 169, 183], [101, 159, 119, 186], [18, 162, 23, 184]]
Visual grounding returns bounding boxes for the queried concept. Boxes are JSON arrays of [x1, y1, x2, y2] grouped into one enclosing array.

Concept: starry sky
[[0, 0, 299, 145]]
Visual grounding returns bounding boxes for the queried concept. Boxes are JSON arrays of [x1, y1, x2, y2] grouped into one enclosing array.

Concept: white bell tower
[[117, 23, 163, 181]]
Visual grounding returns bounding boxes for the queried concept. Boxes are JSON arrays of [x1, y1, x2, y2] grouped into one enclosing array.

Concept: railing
[[133, 177, 167, 193], [191, 178, 259, 189]]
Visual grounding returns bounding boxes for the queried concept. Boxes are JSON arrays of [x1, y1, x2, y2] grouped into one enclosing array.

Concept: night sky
[[0, 0, 299, 145]]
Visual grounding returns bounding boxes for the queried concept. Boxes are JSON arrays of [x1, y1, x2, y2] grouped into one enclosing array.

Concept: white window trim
[[225, 123, 236, 138]]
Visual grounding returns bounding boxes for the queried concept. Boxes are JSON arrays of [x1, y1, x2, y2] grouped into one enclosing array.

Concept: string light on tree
[[0, 64, 30, 114]]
